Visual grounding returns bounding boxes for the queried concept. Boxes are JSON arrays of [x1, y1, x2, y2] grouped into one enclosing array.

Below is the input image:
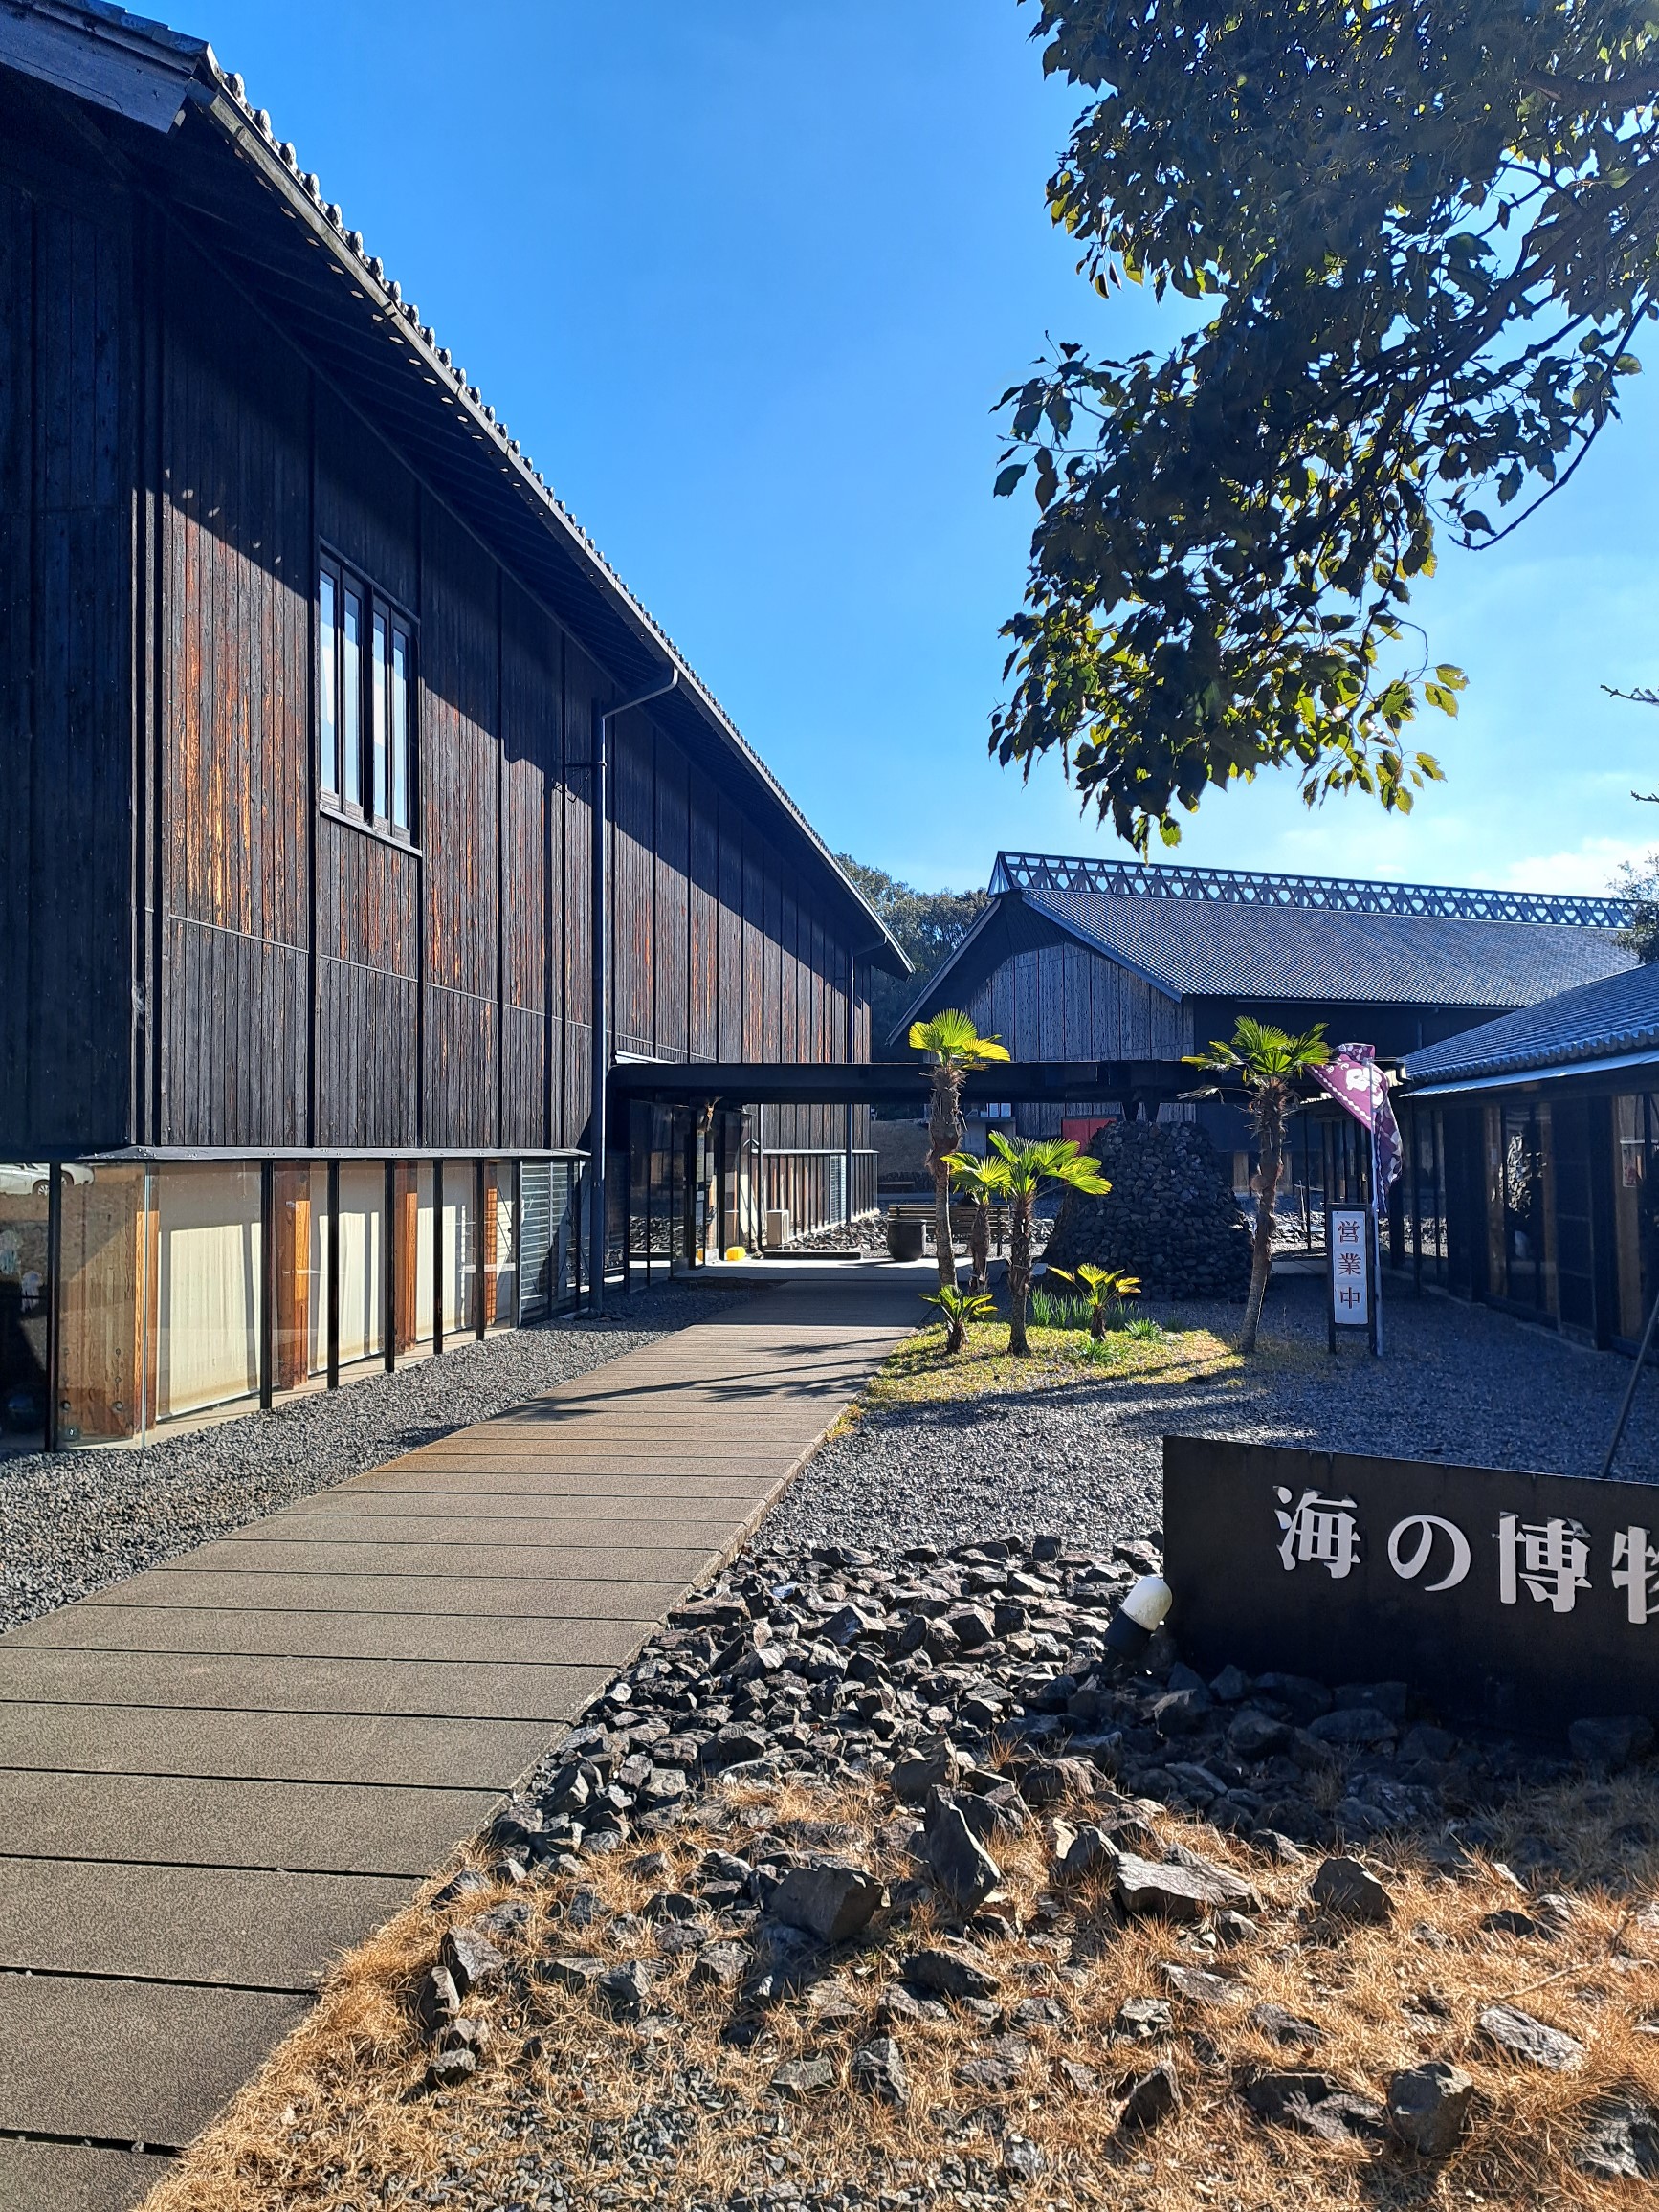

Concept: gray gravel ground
[[762, 1271, 1659, 1557], [0, 1284, 749, 1635]]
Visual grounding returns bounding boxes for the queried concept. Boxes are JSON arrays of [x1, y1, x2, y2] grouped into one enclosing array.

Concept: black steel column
[[432, 1159, 445, 1357], [44, 1163, 61, 1452], [384, 1161, 397, 1371]]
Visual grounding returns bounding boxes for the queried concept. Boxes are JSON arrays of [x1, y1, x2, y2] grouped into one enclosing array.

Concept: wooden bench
[[884, 1200, 1017, 1258]]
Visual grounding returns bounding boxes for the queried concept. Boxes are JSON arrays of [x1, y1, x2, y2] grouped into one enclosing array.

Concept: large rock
[[903, 1941, 1000, 2000], [1117, 2062, 1180, 2132], [1387, 2062, 1473, 2157], [1576, 2095, 1659, 2180], [1309, 1855, 1393, 1923], [1042, 1120, 1252, 1299], [767, 1858, 885, 1944], [1478, 2002, 1584, 2070], [923, 1802, 1002, 1908], [1245, 2070, 1388, 2144], [1114, 1851, 1222, 1921], [440, 1925, 508, 1998], [852, 2035, 909, 2106]]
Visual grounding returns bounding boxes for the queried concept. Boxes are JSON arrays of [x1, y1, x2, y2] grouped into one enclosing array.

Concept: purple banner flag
[[1313, 1042, 1402, 1217]]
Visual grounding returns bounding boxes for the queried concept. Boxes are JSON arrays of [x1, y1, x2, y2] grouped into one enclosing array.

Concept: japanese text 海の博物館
[[1163, 1436, 1659, 1735]]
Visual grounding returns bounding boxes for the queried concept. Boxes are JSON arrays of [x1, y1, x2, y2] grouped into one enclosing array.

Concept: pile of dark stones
[[1043, 1123, 1252, 1299], [409, 1535, 1659, 2193]]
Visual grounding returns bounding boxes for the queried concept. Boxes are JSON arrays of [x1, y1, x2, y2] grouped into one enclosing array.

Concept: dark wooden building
[[0, 0, 903, 1449], [1397, 962, 1659, 1351], [899, 852, 1632, 1200]]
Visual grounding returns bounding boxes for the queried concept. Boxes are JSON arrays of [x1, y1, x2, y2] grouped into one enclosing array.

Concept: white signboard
[[1329, 1206, 1371, 1328]]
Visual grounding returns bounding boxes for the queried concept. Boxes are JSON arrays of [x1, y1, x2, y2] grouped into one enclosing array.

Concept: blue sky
[[200, 0, 1659, 898]]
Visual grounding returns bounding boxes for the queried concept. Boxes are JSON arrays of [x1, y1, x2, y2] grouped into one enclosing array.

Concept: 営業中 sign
[[1328, 1206, 1371, 1332], [1162, 1435, 1659, 1735]]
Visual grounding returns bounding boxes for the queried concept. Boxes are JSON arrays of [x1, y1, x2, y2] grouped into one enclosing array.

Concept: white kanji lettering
[[1496, 1512, 1590, 1614], [1387, 1514, 1471, 1593], [1612, 1525, 1659, 1625], [1274, 1487, 1361, 1579]]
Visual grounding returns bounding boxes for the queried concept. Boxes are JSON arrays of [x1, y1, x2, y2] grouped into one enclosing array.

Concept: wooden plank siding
[[0, 104, 878, 1165], [0, 137, 137, 1155], [965, 941, 1183, 1064]]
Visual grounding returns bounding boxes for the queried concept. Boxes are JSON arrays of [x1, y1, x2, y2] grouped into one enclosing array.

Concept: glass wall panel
[[1485, 1100, 1558, 1316], [273, 1164, 323, 1398], [1612, 1094, 1659, 1338], [0, 1167, 53, 1450], [154, 1164, 262, 1423], [443, 1163, 478, 1338], [484, 1162, 518, 1328], [337, 1163, 386, 1369], [393, 1162, 435, 1357], [308, 1174, 332, 1378], [57, 1164, 152, 1444]]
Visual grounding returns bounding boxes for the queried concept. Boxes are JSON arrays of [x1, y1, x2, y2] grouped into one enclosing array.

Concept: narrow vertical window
[[390, 623, 411, 831], [341, 584, 363, 808], [317, 558, 415, 838], [371, 608, 389, 821], [318, 566, 339, 795]]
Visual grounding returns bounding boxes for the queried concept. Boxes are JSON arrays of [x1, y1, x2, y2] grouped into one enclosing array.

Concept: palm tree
[[1045, 1261, 1142, 1338], [981, 1132, 1111, 1355], [1185, 1016, 1329, 1354], [908, 1010, 1010, 1288], [922, 1282, 995, 1354], [945, 1151, 1003, 1294]]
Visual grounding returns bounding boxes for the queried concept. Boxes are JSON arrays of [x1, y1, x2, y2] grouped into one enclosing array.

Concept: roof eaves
[[1407, 1044, 1659, 1099]]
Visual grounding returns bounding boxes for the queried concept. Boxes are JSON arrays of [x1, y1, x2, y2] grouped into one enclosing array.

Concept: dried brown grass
[[142, 1771, 1659, 2212]]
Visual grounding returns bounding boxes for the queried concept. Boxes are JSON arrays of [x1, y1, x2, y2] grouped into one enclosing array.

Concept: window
[[318, 555, 416, 838]]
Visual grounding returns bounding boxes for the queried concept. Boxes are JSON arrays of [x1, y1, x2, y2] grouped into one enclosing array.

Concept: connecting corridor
[[0, 1271, 918, 2212]]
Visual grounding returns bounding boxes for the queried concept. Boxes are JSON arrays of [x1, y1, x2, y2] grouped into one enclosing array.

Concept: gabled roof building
[[901, 852, 1631, 1146]]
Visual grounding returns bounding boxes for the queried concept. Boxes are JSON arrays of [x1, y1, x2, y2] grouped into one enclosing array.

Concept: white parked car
[[0, 1162, 94, 1198]]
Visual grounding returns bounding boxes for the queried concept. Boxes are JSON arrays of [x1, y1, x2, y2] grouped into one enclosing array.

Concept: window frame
[[317, 547, 419, 847]]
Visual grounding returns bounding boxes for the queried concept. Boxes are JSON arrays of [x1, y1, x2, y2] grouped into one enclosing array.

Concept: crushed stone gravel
[[761, 1272, 1659, 1558], [0, 1285, 751, 1635]]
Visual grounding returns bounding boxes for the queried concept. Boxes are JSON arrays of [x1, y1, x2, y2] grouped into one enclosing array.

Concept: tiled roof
[[1404, 962, 1659, 1087], [1026, 885, 1633, 1008]]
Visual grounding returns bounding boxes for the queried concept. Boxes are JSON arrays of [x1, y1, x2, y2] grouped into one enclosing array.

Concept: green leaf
[[993, 464, 1029, 498]]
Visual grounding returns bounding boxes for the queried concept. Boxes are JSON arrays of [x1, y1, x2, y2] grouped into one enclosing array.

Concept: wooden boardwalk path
[[0, 1273, 918, 2212]]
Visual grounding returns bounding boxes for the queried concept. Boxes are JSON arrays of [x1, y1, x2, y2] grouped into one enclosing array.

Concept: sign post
[[1313, 1042, 1400, 1359]]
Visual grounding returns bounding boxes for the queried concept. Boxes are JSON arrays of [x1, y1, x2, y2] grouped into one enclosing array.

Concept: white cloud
[[1495, 836, 1659, 896]]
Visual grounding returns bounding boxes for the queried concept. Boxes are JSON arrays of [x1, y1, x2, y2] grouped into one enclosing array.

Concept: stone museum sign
[[1163, 1436, 1659, 1735]]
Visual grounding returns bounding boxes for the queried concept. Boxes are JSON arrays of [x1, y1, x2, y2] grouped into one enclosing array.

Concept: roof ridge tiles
[[990, 851, 1629, 931]]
